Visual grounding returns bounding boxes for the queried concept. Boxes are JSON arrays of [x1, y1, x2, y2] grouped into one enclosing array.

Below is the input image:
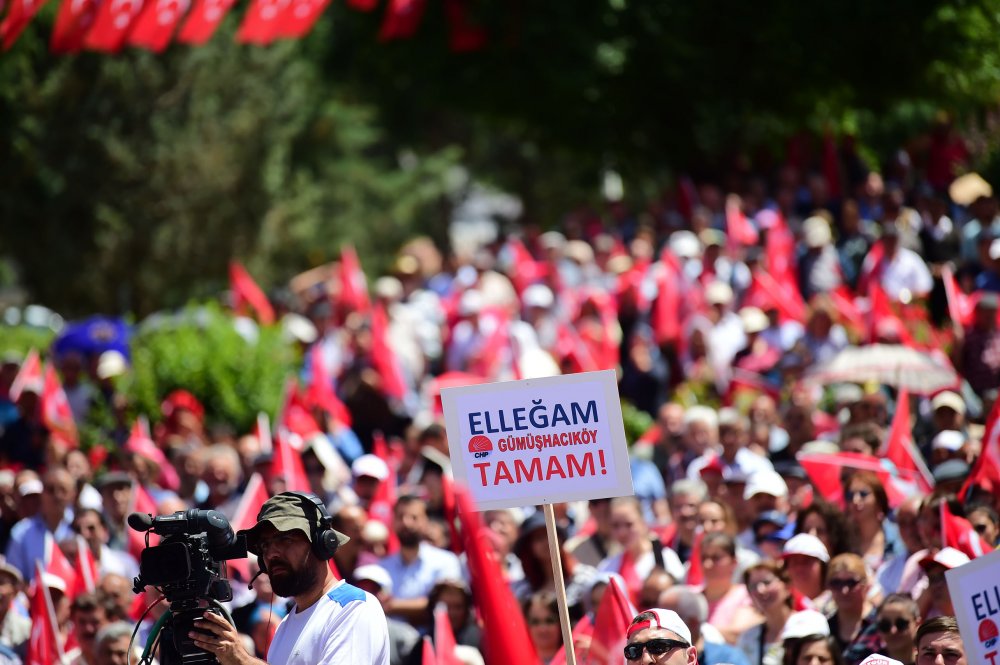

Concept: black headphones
[[256, 491, 340, 574]]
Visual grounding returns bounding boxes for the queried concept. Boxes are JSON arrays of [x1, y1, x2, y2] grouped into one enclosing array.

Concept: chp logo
[[468, 435, 493, 459], [980, 618, 998, 650]]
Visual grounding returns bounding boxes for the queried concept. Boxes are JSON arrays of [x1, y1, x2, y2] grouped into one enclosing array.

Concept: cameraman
[[190, 493, 390, 665]]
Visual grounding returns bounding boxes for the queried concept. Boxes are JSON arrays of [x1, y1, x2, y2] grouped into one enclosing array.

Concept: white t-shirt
[[266, 581, 390, 665]]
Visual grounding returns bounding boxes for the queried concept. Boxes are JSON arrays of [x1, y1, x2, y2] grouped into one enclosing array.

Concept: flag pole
[[543, 502, 577, 665]]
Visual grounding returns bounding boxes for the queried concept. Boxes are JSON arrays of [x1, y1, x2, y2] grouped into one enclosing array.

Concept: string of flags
[[0, 0, 486, 54]]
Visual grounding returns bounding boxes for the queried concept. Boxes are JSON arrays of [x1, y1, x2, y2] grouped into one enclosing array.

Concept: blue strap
[[327, 583, 366, 606]]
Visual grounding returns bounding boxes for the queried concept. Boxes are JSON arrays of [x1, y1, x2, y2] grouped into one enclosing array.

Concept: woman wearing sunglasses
[[523, 591, 563, 664], [623, 608, 697, 665], [874, 594, 920, 665], [825, 554, 880, 665]]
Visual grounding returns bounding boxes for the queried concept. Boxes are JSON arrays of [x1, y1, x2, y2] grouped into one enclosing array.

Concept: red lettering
[[986, 652, 998, 665], [514, 457, 543, 483], [567, 452, 595, 478], [546, 455, 566, 479], [473, 462, 490, 486], [494, 460, 513, 485]]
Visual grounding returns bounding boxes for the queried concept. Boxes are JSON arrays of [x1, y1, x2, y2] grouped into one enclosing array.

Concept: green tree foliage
[[0, 19, 459, 317], [128, 302, 297, 432]]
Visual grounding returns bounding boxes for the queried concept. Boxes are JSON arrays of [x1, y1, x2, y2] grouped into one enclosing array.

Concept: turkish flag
[[798, 451, 910, 508], [84, 0, 145, 52], [434, 603, 462, 665], [726, 195, 759, 247], [829, 287, 866, 334], [235, 0, 287, 45], [306, 344, 351, 428], [127, 0, 190, 51], [229, 261, 275, 324], [589, 577, 636, 665], [127, 482, 160, 562], [618, 547, 643, 607], [28, 561, 66, 665], [227, 472, 269, 582], [942, 264, 976, 328], [337, 244, 371, 315], [368, 432, 399, 554], [50, 0, 99, 52], [0, 0, 48, 50], [271, 429, 311, 493], [504, 237, 542, 295], [9, 348, 41, 401], [72, 535, 100, 598], [941, 502, 992, 558], [745, 269, 806, 324], [42, 364, 78, 449], [377, 0, 425, 41], [421, 637, 438, 665], [685, 530, 705, 586], [45, 534, 79, 600], [961, 400, 1000, 499], [274, 0, 328, 38], [454, 487, 538, 664], [651, 254, 682, 345], [371, 303, 408, 400], [882, 388, 934, 494], [176, 0, 234, 44], [278, 378, 323, 440]]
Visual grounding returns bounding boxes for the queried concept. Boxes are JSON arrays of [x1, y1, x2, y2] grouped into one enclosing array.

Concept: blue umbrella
[[52, 316, 131, 360]]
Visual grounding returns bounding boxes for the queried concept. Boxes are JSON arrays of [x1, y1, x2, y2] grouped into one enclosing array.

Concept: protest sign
[[946, 547, 1000, 665], [441, 369, 633, 511]]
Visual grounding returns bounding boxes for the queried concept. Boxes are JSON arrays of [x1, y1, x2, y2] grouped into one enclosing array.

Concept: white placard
[[441, 370, 634, 510], [946, 548, 1000, 665]]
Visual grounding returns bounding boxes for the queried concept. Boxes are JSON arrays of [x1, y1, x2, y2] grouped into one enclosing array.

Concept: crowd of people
[[0, 126, 999, 665]]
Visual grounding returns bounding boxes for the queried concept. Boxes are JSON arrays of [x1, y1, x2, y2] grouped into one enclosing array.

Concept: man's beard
[[398, 530, 422, 548], [268, 560, 320, 598]]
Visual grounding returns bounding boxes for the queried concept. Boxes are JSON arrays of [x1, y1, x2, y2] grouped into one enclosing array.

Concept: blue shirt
[[630, 458, 667, 525], [703, 639, 751, 665], [379, 542, 462, 600], [4, 512, 74, 583]]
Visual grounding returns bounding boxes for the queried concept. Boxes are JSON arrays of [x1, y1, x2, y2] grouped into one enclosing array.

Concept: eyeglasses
[[528, 616, 558, 627], [878, 618, 911, 632], [624, 639, 690, 661], [828, 577, 863, 592], [845, 490, 871, 501], [973, 523, 990, 535]]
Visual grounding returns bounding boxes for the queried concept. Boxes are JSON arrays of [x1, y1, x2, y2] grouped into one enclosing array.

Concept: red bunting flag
[[229, 261, 275, 324], [960, 400, 1000, 500], [941, 501, 992, 559], [9, 348, 41, 402], [126, 0, 190, 51], [28, 561, 66, 665], [50, 0, 99, 52], [176, 0, 236, 44], [42, 363, 78, 449], [84, 0, 145, 52], [235, 0, 287, 44], [377, 0, 425, 41], [443, 0, 485, 52], [454, 487, 538, 664], [274, 0, 329, 38], [0, 0, 48, 50], [882, 388, 934, 494]]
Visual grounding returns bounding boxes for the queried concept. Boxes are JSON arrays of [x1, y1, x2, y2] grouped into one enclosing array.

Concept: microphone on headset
[[247, 567, 265, 590]]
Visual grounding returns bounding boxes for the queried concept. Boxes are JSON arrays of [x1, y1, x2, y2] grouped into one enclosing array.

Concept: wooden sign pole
[[543, 503, 577, 665]]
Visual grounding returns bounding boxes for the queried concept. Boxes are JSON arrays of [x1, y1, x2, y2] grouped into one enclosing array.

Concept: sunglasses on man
[[877, 617, 911, 632], [624, 638, 690, 661]]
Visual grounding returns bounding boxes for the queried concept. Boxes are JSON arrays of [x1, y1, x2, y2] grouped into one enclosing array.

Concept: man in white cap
[[740, 471, 789, 554], [782, 534, 830, 603], [918, 548, 970, 619], [5, 468, 75, 583], [929, 391, 966, 439], [351, 454, 390, 513], [798, 216, 842, 300], [624, 607, 697, 665]]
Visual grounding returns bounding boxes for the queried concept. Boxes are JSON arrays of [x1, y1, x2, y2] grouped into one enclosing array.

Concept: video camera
[[129, 509, 248, 665]]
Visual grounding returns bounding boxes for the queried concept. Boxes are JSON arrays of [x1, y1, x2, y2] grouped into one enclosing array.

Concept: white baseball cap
[[859, 656, 905, 665], [17, 479, 42, 497], [779, 610, 830, 640], [354, 564, 393, 594], [627, 608, 692, 644], [743, 470, 788, 501], [351, 454, 390, 482], [931, 391, 966, 415], [40, 572, 67, 594], [920, 547, 970, 571], [931, 430, 966, 452], [782, 533, 830, 563], [705, 281, 734, 306]]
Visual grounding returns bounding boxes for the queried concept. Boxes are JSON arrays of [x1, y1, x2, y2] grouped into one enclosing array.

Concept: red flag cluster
[[2, 0, 487, 53]]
